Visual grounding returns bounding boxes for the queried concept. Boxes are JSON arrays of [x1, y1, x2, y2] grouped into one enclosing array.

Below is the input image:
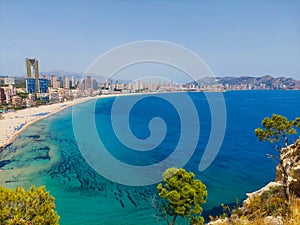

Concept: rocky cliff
[[276, 137, 300, 197], [208, 138, 300, 225], [244, 137, 300, 202]]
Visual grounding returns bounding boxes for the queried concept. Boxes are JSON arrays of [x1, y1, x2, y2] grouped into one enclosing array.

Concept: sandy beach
[[0, 96, 100, 149], [0, 91, 169, 150]]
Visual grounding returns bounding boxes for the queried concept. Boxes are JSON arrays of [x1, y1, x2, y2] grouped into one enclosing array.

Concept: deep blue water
[[0, 90, 300, 225]]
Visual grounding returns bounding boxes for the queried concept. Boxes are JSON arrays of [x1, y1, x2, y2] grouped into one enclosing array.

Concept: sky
[[0, 0, 300, 79]]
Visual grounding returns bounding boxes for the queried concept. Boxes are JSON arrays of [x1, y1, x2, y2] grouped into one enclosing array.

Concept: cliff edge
[[208, 138, 300, 225], [276, 137, 300, 197]]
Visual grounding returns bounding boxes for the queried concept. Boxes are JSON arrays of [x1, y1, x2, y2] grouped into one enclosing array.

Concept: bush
[[245, 186, 288, 219], [0, 185, 59, 225]]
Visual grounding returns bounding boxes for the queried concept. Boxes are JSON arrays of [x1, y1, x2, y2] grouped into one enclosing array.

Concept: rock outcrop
[[244, 137, 300, 204], [207, 138, 300, 225], [276, 137, 300, 197], [244, 181, 282, 205]]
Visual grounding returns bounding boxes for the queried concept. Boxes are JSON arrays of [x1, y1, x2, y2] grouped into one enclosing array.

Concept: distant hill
[[3, 71, 300, 89], [44, 69, 80, 77], [197, 75, 300, 89]]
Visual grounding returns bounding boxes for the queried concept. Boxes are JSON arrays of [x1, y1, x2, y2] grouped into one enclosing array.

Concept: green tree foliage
[[36, 98, 47, 106], [0, 185, 60, 225], [255, 114, 300, 202], [157, 168, 207, 225], [255, 114, 300, 147], [16, 93, 29, 99], [294, 117, 300, 130]]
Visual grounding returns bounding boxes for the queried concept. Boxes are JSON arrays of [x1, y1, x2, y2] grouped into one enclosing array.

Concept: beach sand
[[0, 91, 167, 150], [0, 96, 100, 149]]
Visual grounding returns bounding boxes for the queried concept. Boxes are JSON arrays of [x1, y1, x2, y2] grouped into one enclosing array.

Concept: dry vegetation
[[209, 186, 300, 225]]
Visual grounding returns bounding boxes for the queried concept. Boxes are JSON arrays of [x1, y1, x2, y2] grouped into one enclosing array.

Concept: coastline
[[1, 89, 298, 150], [0, 90, 299, 224], [0, 95, 107, 150], [0, 92, 164, 150]]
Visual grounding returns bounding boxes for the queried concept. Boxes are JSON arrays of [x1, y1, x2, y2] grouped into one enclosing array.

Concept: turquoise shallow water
[[0, 90, 300, 225]]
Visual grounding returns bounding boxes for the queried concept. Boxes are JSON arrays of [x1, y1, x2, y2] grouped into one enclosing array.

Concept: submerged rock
[[0, 159, 14, 167]]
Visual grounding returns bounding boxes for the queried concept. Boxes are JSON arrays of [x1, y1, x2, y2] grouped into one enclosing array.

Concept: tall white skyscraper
[[71, 76, 76, 88], [64, 76, 70, 89]]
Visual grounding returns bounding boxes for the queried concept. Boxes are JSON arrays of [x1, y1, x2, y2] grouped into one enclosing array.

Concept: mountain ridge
[[197, 75, 300, 89], [2, 72, 300, 89]]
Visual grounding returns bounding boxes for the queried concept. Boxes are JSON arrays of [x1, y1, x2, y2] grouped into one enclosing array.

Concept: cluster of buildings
[[24, 58, 94, 104], [1, 58, 296, 109], [0, 81, 19, 107], [222, 82, 286, 90], [0, 58, 100, 108]]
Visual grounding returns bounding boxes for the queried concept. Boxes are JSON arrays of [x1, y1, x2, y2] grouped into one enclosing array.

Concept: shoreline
[[0, 92, 167, 150], [0, 95, 105, 150], [2, 89, 298, 150]]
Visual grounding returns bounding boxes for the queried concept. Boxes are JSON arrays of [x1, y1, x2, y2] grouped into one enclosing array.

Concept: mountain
[[44, 69, 80, 77], [197, 75, 300, 89]]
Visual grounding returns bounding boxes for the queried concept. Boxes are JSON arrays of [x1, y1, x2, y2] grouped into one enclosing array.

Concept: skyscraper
[[64, 76, 70, 89], [26, 78, 36, 93], [25, 58, 39, 93], [50, 75, 56, 87], [57, 76, 63, 88], [71, 76, 76, 88], [51, 75, 60, 89], [92, 79, 98, 90], [38, 79, 49, 93], [84, 76, 92, 90]]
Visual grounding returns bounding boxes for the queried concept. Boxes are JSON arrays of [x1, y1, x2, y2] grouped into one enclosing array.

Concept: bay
[[0, 90, 300, 225]]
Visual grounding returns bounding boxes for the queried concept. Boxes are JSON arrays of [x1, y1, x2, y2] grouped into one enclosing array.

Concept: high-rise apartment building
[[84, 76, 92, 90], [26, 78, 48, 93], [57, 76, 63, 88], [71, 76, 76, 88], [26, 78, 36, 93], [50, 75, 56, 87], [26, 58, 39, 92], [64, 76, 70, 89], [51, 75, 60, 89], [0, 87, 6, 103], [39, 79, 49, 93], [92, 79, 98, 90]]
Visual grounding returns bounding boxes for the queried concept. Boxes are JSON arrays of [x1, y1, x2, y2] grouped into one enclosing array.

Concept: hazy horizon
[[1, 0, 299, 79], [1, 68, 300, 82]]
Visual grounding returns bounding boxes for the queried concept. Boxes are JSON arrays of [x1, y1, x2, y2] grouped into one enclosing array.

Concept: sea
[[0, 90, 300, 225]]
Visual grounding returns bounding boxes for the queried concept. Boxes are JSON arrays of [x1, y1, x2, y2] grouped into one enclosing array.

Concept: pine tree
[[157, 168, 207, 225], [0, 185, 60, 224], [255, 114, 300, 202]]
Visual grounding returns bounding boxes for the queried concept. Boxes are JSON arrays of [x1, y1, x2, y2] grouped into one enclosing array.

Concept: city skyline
[[0, 0, 300, 79]]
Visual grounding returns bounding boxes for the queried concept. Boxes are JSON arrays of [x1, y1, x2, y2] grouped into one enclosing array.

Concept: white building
[[49, 91, 59, 103], [71, 76, 76, 88], [4, 78, 15, 85], [64, 76, 70, 89]]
